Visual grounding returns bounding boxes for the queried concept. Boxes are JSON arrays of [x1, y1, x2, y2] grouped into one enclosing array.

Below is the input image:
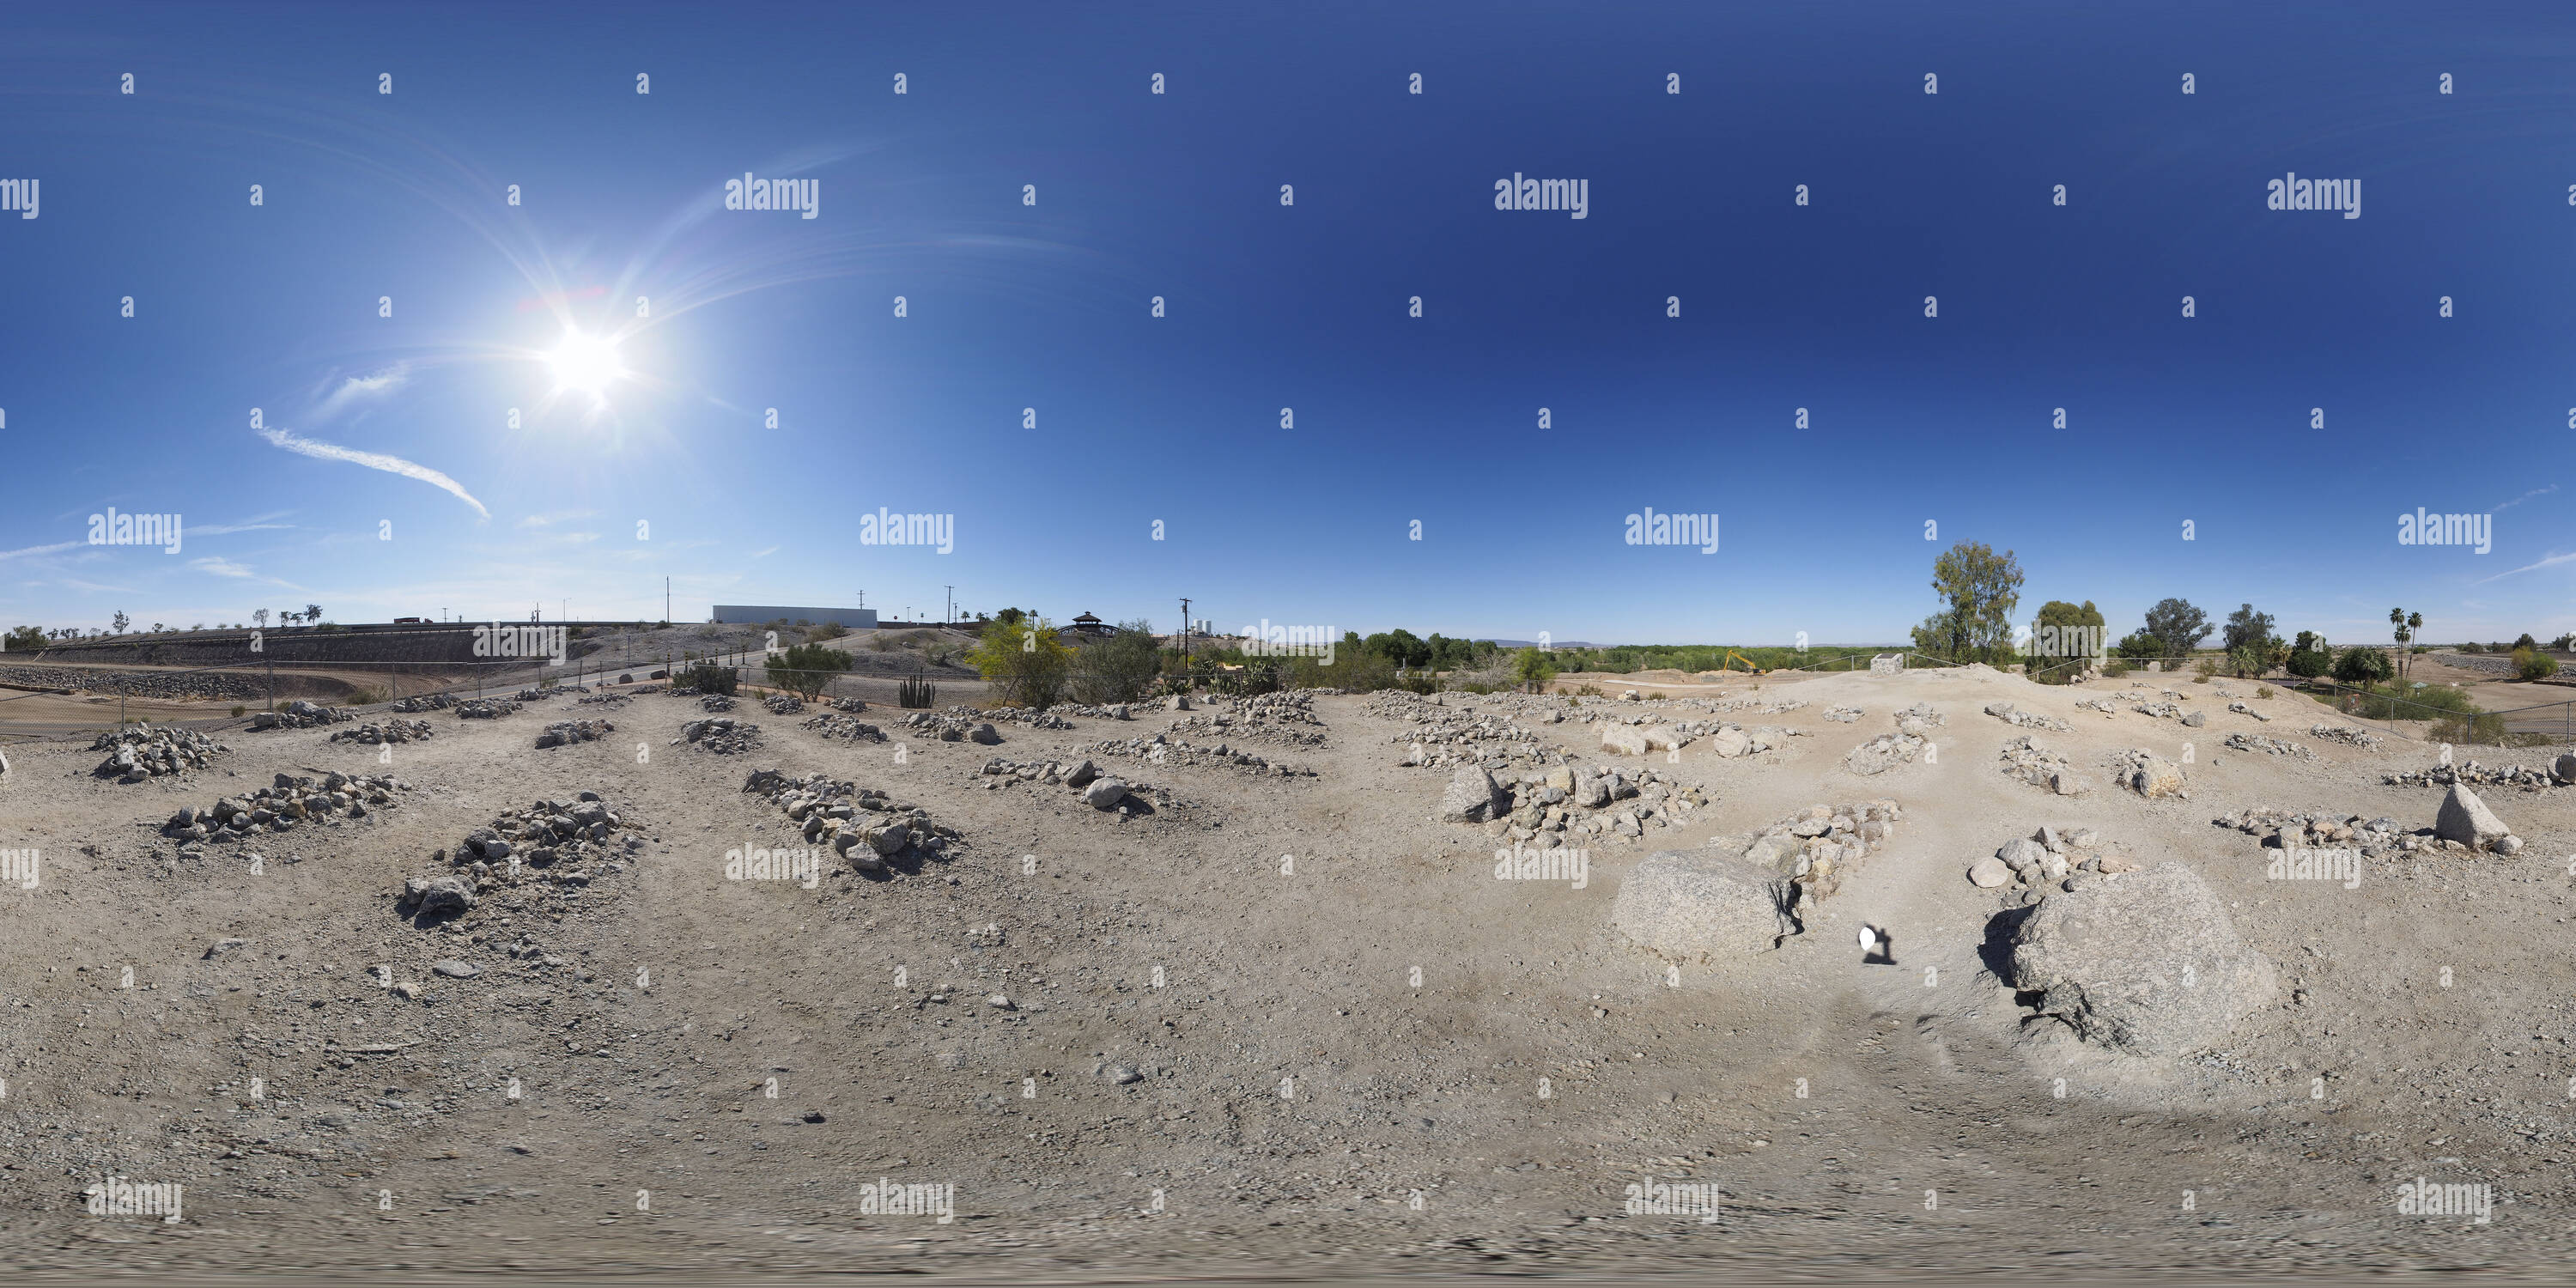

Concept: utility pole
[[945, 586, 953, 626], [1179, 597, 1192, 677], [665, 577, 671, 625]]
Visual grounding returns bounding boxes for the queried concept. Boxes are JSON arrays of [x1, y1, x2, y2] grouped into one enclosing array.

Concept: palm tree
[[2407, 611, 2423, 678], [2389, 607, 2409, 682]]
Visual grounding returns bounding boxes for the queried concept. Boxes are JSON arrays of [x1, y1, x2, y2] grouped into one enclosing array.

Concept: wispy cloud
[[313, 363, 410, 421], [256, 427, 489, 519], [188, 521, 293, 537], [750, 545, 779, 558], [2494, 483, 2558, 512], [2473, 550, 2576, 585], [517, 509, 598, 530], [0, 540, 83, 562], [190, 556, 255, 578]]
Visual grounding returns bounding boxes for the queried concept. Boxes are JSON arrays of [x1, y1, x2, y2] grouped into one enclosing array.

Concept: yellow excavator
[[1722, 649, 1766, 675]]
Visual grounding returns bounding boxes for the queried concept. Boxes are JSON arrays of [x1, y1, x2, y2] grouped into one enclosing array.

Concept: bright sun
[[547, 331, 623, 397]]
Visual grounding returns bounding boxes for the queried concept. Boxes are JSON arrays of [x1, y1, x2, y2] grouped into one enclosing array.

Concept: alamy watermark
[[859, 1177, 954, 1224], [724, 172, 818, 219], [85, 1176, 182, 1224], [1239, 620, 1336, 665], [725, 841, 822, 889], [0, 848, 36, 890], [859, 508, 953, 554], [1625, 507, 1717, 553], [473, 623, 567, 665], [1494, 843, 1589, 889], [2396, 1178, 2492, 1224], [2397, 507, 2490, 554], [0, 177, 36, 219], [88, 507, 181, 554], [2269, 845, 2360, 889], [1494, 173, 1589, 219], [1622, 1175, 1721, 1224], [2267, 172, 2360, 219]]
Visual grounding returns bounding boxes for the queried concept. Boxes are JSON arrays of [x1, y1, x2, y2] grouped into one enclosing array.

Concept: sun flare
[[547, 331, 623, 397]]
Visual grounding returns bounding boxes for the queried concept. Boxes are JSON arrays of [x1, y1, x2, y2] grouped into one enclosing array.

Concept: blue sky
[[3, 1, 2573, 647]]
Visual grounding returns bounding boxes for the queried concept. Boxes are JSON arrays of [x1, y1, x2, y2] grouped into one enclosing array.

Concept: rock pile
[[328, 719, 434, 745], [1984, 700, 2069, 732], [762, 694, 805, 715], [0, 664, 264, 702], [2214, 808, 2404, 858], [799, 713, 888, 742], [1084, 734, 1312, 777], [1893, 702, 1946, 735], [698, 694, 736, 713], [2111, 749, 2187, 799], [975, 756, 1168, 811], [1997, 735, 2091, 795], [676, 717, 762, 753], [454, 697, 519, 720], [1723, 799, 1903, 902], [1170, 693, 1327, 747], [91, 725, 224, 781], [390, 693, 455, 714], [898, 710, 1003, 743], [2226, 701, 2271, 722], [2223, 732, 2314, 760], [166, 771, 408, 842], [2383, 761, 2558, 790], [2008, 862, 2276, 1056], [743, 769, 961, 871], [2075, 696, 2123, 714], [248, 700, 352, 730], [2309, 724, 2382, 750], [574, 690, 630, 708], [1824, 706, 1862, 723], [534, 719, 614, 749], [398, 791, 641, 922], [1965, 825, 2134, 899], [830, 696, 871, 713], [1438, 761, 1706, 844], [1843, 732, 1928, 775]]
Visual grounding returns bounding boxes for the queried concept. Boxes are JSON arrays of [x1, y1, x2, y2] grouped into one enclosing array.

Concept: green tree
[[2027, 599, 2106, 683], [1512, 647, 1558, 694], [2142, 598, 2211, 665], [2332, 645, 2392, 686], [1908, 542, 2025, 663], [2513, 632, 2537, 652], [2221, 604, 2277, 653], [3, 625, 44, 652], [766, 642, 852, 700], [111, 611, 131, 634], [2286, 629, 2332, 678]]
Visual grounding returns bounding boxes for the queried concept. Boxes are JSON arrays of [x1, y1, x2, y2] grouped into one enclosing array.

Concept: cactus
[[898, 673, 937, 709]]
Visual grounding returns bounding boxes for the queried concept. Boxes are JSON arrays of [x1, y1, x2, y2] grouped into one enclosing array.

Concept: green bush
[[2514, 647, 2558, 681], [1512, 647, 1558, 693], [967, 617, 1072, 708], [3, 624, 44, 653], [680, 662, 738, 695], [767, 643, 852, 699], [2285, 645, 2332, 679], [1069, 623, 1163, 704]]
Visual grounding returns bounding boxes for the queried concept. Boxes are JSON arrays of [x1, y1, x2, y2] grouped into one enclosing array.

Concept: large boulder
[[1709, 728, 1753, 759], [2433, 783, 2511, 849], [1609, 849, 1802, 962], [2554, 753, 2576, 785], [403, 874, 477, 919], [1642, 726, 1689, 753], [1599, 724, 1651, 756], [1082, 778, 1131, 811], [1438, 768, 1506, 823], [2008, 862, 2276, 1056], [2119, 751, 2186, 799]]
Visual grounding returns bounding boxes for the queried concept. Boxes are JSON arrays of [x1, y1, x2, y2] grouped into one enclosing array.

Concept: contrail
[[257, 427, 489, 519]]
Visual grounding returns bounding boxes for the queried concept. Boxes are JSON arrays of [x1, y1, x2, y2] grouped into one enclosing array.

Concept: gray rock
[[1967, 857, 2011, 888], [2433, 783, 2511, 849], [2181, 711, 2206, 727], [969, 722, 1001, 745], [431, 959, 481, 978], [1437, 767, 1505, 823], [1101, 1063, 1144, 1085], [1064, 759, 1101, 788], [2555, 753, 2576, 785], [1607, 849, 1802, 962], [1083, 777, 1132, 811], [1709, 728, 1753, 758], [2009, 862, 2277, 1056], [1997, 837, 2049, 872], [1599, 724, 1651, 756], [1573, 775, 1611, 810], [404, 875, 476, 918], [203, 937, 247, 959]]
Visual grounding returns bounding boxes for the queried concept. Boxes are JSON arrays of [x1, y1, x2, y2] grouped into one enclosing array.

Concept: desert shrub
[[1576, 683, 1604, 696], [1069, 623, 1163, 703], [767, 643, 852, 699], [3, 624, 43, 652], [2458, 642, 2483, 653], [2099, 658, 2131, 678], [2514, 647, 2559, 680], [680, 661, 738, 695], [1511, 647, 1558, 694], [2255, 684, 2274, 699], [2191, 655, 2221, 680], [967, 617, 1072, 708], [229, 703, 246, 717], [806, 623, 848, 642], [871, 632, 896, 652], [2331, 647, 2392, 687]]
